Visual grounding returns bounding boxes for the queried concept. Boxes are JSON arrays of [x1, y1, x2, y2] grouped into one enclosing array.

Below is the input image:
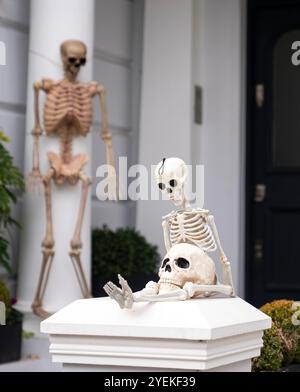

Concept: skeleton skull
[[155, 157, 187, 207], [60, 40, 87, 79], [158, 243, 216, 295]]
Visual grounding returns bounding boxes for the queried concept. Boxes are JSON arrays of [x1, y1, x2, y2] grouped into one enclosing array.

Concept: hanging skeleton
[[28, 40, 116, 318], [104, 157, 235, 309]]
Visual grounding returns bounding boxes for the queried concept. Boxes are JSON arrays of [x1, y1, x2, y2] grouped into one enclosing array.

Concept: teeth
[[159, 279, 182, 288]]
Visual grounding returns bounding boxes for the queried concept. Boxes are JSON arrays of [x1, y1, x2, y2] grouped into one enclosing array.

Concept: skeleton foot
[[31, 303, 51, 319], [104, 275, 134, 309]]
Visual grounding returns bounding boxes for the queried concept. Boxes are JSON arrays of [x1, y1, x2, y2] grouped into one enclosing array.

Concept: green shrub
[[0, 131, 25, 273], [253, 300, 300, 371], [92, 226, 160, 278], [252, 323, 283, 372]]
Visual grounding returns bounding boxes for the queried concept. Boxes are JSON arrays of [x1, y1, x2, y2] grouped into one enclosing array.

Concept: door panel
[[273, 30, 300, 168], [247, 0, 300, 306]]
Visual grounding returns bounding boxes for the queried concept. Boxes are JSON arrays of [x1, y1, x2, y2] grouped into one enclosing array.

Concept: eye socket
[[175, 258, 190, 269], [80, 58, 87, 65], [161, 258, 169, 269], [68, 57, 77, 63], [169, 179, 177, 188], [158, 183, 165, 191]]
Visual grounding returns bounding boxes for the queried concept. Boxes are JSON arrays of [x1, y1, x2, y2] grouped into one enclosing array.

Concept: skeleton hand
[[103, 274, 134, 309], [26, 169, 43, 194], [107, 165, 118, 201]]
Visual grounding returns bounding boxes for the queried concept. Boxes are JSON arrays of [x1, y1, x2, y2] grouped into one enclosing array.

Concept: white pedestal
[[41, 297, 271, 372]]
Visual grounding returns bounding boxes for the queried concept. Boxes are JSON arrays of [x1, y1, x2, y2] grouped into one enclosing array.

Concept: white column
[[136, 0, 194, 256], [17, 0, 95, 314]]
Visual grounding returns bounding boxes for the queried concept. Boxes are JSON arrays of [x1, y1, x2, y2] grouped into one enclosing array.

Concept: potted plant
[[0, 280, 23, 364], [252, 299, 300, 372], [92, 226, 160, 297], [0, 130, 25, 363]]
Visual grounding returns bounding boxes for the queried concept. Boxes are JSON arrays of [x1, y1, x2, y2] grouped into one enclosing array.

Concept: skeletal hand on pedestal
[[104, 274, 134, 309]]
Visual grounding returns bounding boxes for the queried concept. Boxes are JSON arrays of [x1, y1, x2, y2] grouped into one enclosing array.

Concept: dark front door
[[247, 0, 300, 306]]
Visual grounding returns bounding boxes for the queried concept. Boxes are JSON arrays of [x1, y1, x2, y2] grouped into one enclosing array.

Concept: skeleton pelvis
[[47, 152, 88, 185]]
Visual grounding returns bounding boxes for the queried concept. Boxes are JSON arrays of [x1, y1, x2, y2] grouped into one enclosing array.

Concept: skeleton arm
[[208, 215, 235, 295], [162, 216, 172, 251], [183, 282, 233, 298], [97, 85, 113, 165], [104, 275, 233, 310], [96, 84, 117, 200], [27, 81, 44, 192], [32, 82, 43, 172], [104, 276, 189, 309]]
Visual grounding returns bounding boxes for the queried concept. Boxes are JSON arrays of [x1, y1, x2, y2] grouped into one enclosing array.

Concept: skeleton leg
[[69, 171, 92, 298], [208, 215, 235, 296], [32, 169, 55, 318]]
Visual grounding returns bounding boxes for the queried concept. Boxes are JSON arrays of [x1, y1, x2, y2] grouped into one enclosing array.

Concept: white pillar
[[136, 0, 194, 256], [17, 0, 95, 315]]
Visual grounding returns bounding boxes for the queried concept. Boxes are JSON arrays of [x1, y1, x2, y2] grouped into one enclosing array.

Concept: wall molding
[[92, 121, 131, 136], [94, 48, 132, 69], [0, 100, 26, 114], [0, 16, 29, 34], [91, 198, 135, 206]]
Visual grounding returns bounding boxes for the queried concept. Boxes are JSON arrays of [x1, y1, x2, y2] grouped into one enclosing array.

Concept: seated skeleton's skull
[[158, 243, 216, 295], [155, 157, 187, 206]]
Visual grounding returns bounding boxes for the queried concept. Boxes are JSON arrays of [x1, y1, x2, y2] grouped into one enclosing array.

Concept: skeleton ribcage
[[169, 212, 217, 252], [44, 83, 93, 135]]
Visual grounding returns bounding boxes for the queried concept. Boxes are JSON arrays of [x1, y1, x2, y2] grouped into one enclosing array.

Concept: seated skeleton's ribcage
[[169, 212, 217, 252]]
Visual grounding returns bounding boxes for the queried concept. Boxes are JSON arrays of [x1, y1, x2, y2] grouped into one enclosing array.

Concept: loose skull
[[155, 157, 187, 206], [60, 40, 87, 78], [158, 243, 216, 295]]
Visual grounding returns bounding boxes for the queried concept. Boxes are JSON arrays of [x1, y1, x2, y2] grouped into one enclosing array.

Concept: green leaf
[[0, 131, 10, 143], [0, 138, 24, 272]]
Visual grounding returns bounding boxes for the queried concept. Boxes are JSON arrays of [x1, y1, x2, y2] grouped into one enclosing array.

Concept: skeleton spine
[[60, 130, 73, 163]]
